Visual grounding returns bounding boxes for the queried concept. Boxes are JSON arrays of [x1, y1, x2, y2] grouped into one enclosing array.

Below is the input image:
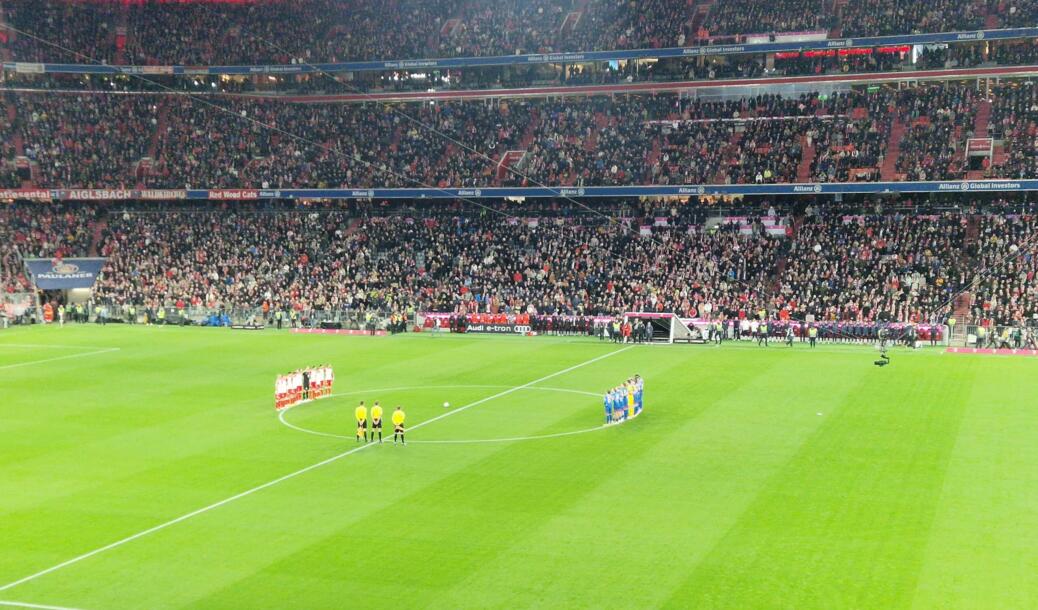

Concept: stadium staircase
[[113, 3, 129, 66], [973, 99, 992, 138], [519, 107, 540, 150], [389, 125, 403, 153], [561, 10, 583, 36], [88, 217, 108, 257], [965, 215, 982, 243], [880, 118, 905, 181], [4, 96, 23, 157], [646, 135, 662, 168], [693, 0, 716, 39], [149, 100, 169, 159], [796, 135, 816, 182], [992, 142, 1007, 168], [342, 217, 364, 237], [965, 100, 992, 179], [496, 150, 527, 182], [689, 2, 710, 38], [440, 18, 462, 38], [136, 100, 170, 184]]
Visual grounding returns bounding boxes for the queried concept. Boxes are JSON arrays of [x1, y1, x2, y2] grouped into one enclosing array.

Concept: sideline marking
[[0, 349, 121, 371], [0, 601, 87, 610], [0, 343, 119, 350], [0, 346, 632, 593], [278, 384, 605, 443]]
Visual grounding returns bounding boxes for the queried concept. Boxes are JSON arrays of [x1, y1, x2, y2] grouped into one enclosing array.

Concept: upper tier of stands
[[1, 83, 1035, 190], [1, 0, 1034, 66]]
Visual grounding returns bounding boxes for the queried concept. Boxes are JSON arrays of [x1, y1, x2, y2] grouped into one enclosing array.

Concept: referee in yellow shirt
[[392, 406, 406, 445], [370, 401, 384, 443], [355, 401, 368, 443]]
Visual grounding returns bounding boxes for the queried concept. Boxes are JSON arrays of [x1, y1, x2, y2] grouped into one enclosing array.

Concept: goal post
[[623, 312, 706, 344]]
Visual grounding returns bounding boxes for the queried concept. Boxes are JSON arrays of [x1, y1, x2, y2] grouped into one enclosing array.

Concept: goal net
[[623, 312, 706, 344]]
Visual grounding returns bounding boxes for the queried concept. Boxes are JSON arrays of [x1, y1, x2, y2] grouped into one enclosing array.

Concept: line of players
[[604, 375, 643, 425], [275, 365, 334, 410], [354, 401, 407, 444]]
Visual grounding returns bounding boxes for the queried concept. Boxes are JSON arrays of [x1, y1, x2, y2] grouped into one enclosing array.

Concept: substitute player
[[392, 406, 406, 445], [355, 401, 369, 443], [370, 401, 384, 443]]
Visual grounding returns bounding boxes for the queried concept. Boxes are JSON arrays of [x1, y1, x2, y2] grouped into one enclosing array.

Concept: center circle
[[278, 384, 607, 444]]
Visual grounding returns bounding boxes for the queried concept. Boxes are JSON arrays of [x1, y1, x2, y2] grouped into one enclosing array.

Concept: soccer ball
[[443, 401, 450, 408]]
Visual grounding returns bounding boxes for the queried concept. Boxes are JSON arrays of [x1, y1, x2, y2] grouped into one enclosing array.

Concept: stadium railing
[[961, 324, 1038, 349], [76, 302, 401, 331]]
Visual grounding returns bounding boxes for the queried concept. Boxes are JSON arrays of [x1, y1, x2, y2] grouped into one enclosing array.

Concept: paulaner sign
[[25, 258, 106, 290]]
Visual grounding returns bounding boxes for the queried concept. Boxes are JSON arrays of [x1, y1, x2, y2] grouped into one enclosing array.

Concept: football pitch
[[2, 326, 1037, 610]]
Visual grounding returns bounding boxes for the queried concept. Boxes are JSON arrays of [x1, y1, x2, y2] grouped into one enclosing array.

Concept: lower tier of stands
[[3, 198, 1036, 332]]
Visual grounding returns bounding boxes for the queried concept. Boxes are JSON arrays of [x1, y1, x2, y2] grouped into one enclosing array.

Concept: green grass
[[1, 325, 1036, 609]]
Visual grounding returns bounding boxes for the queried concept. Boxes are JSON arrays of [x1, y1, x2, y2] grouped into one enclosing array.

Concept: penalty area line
[[0, 346, 632, 594]]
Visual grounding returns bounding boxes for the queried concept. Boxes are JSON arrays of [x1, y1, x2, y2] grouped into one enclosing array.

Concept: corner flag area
[[2, 326, 1037, 609]]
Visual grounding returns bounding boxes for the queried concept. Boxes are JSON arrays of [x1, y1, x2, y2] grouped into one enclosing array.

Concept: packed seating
[[0, 203, 97, 294], [0, 198, 1025, 325], [3, 196, 1036, 326], [969, 214, 1038, 326], [838, 0, 984, 37], [14, 93, 157, 189], [4, 84, 1035, 189], [0, 0, 1020, 66], [703, 0, 832, 38], [990, 83, 1038, 179], [776, 213, 969, 323], [894, 86, 979, 181]]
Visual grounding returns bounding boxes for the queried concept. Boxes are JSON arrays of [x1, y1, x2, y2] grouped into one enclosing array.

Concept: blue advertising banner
[[5, 27, 1037, 76], [2, 180, 1037, 201], [25, 258, 106, 289]]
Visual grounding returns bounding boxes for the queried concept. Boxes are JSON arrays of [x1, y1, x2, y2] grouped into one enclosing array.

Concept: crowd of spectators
[[703, 0, 832, 38], [969, 214, 1038, 326], [893, 85, 979, 181], [990, 83, 1038, 179], [14, 93, 157, 189], [85, 203, 787, 318], [838, 0, 984, 37], [4, 84, 1036, 190], [3, 198, 1037, 328], [0, 203, 97, 294], [1, 0, 1022, 67], [776, 213, 969, 323], [2, 193, 1038, 327]]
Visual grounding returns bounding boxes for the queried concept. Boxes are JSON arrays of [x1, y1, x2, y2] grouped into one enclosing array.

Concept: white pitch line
[[408, 424, 609, 445], [0, 346, 632, 593], [0, 601, 87, 610], [278, 384, 605, 443], [0, 348, 121, 371], [0, 343, 119, 350]]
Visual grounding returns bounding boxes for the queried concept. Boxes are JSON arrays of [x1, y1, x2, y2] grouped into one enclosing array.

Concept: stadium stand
[[1, 0, 1032, 66], [2, 83, 1036, 190], [4, 198, 1036, 330], [0, 202, 98, 294]]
